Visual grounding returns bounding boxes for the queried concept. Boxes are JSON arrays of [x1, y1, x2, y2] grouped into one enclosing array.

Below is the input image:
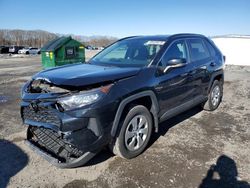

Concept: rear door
[[186, 38, 211, 98]]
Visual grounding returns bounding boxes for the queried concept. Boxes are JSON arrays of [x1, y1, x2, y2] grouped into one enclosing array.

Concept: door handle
[[210, 62, 216, 67]]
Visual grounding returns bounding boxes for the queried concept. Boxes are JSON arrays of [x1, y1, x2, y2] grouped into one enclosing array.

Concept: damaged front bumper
[[25, 126, 97, 168], [21, 85, 116, 168]]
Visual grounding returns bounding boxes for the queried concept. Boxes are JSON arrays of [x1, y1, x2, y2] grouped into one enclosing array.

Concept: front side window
[[188, 39, 210, 61], [161, 40, 187, 66], [89, 38, 165, 67]]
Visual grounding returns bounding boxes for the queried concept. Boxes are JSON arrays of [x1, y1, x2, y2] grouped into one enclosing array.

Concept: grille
[[29, 126, 83, 162], [22, 106, 61, 127]]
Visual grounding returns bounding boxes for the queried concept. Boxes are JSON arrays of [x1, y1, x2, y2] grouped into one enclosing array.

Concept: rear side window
[[188, 39, 210, 61]]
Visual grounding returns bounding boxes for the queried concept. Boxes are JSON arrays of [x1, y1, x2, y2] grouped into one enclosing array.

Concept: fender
[[111, 90, 159, 137], [208, 69, 224, 93]]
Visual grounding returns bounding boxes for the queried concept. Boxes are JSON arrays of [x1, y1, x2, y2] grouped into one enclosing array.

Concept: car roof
[[121, 33, 206, 41]]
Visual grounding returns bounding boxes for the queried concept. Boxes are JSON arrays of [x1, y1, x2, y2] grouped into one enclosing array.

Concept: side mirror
[[164, 58, 186, 73]]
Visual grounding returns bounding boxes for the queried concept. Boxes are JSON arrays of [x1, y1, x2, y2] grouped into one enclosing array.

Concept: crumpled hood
[[33, 63, 141, 89]]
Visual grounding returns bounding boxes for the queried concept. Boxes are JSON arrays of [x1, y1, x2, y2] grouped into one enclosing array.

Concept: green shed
[[41, 36, 85, 69]]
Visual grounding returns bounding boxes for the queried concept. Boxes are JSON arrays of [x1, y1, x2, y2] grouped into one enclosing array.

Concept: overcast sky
[[0, 0, 249, 37]]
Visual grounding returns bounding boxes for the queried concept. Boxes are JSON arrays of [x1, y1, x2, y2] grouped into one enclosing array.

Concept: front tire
[[203, 80, 223, 111], [110, 105, 153, 159]]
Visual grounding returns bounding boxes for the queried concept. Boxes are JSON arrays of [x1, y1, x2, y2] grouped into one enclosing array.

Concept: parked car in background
[[18, 47, 30, 54], [9, 45, 24, 54], [97, 46, 104, 50], [85, 45, 92, 50], [18, 47, 40, 54], [0, 46, 9, 54], [28, 47, 40, 54]]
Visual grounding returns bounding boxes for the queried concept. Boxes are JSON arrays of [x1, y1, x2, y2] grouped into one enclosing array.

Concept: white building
[[211, 36, 250, 66]]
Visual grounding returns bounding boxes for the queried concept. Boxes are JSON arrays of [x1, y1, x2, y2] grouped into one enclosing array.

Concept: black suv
[[21, 34, 224, 168]]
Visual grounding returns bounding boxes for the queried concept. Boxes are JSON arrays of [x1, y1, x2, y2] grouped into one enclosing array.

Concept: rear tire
[[203, 80, 222, 111], [109, 105, 152, 159]]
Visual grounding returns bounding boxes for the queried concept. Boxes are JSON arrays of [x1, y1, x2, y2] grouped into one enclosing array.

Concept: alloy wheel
[[125, 115, 149, 151]]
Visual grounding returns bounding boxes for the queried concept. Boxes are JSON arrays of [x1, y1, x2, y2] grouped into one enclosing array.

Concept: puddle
[[0, 95, 8, 103]]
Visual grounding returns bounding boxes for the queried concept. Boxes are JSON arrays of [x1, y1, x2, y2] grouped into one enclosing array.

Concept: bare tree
[[86, 37, 117, 47], [0, 29, 57, 47], [0, 29, 118, 48]]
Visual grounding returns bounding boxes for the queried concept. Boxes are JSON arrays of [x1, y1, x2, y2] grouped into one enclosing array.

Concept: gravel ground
[[0, 55, 249, 188]]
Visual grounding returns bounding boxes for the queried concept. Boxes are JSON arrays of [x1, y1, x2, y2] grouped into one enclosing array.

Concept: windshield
[[89, 38, 165, 67]]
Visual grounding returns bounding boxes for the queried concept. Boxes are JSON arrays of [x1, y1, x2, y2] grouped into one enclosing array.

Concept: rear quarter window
[[188, 39, 210, 61], [204, 39, 217, 57]]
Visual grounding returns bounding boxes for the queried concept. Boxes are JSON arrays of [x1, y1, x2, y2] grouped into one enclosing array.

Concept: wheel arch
[[111, 90, 159, 137], [208, 70, 224, 93]]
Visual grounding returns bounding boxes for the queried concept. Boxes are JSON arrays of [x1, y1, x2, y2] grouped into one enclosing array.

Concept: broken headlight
[[57, 84, 112, 111], [30, 79, 69, 93]]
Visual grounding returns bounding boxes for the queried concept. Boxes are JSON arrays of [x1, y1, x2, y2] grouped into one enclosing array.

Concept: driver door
[[155, 39, 195, 117]]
